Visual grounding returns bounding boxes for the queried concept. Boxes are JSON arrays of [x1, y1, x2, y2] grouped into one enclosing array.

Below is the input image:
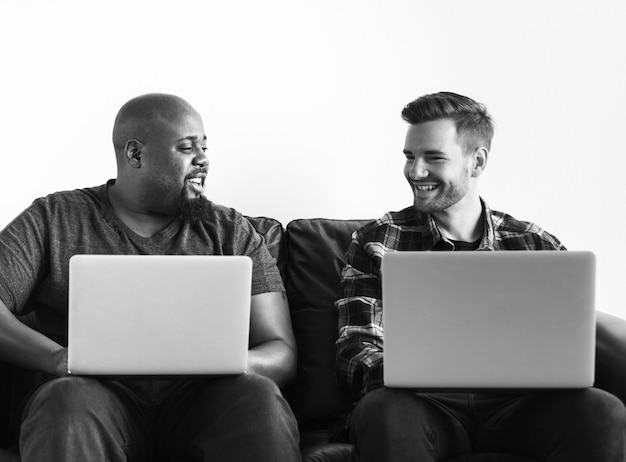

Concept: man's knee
[[24, 377, 113, 420], [191, 373, 297, 428], [180, 374, 300, 458], [234, 374, 296, 422], [575, 388, 626, 434], [356, 388, 422, 418], [19, 377, 145, 460], [541, 388, 626, 459], [225, 373, 283, 402], [352, 387, 436, 433], [237, 373, 282, 399]]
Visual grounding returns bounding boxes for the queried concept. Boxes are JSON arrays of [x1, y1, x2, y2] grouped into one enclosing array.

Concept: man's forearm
[[336, 336, 384, 400], [247, 339, 297, 388], [0, 301, 67, 376]]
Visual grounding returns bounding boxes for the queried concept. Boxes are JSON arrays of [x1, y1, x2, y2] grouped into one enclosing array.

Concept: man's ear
[[471, 147, 488, 178], [124, 139, 143, 168]]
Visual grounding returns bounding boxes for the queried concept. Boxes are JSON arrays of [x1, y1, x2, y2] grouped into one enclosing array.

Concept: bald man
[[0, 94, 301, 461]]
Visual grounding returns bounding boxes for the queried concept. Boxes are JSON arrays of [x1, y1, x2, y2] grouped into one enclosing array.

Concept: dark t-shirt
[[0, 181, 284, 346]]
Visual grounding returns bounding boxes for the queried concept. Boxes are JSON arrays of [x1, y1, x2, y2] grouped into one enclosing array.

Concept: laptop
[[381, 251, 596, 389], [68, 254, 252, 376]]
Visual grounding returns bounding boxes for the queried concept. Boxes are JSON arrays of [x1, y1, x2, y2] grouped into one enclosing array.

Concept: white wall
[[1, 0, 625, 317]]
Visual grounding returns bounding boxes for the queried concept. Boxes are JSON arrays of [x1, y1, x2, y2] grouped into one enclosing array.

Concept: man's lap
[[19, 374, 299, 461], [350, 387, 626, 461]]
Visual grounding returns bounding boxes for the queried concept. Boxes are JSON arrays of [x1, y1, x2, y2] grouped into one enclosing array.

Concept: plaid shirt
[[335, 199, 566, 400]]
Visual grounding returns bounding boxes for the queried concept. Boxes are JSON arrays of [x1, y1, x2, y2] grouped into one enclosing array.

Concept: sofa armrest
[[595, 311, 626, 405]]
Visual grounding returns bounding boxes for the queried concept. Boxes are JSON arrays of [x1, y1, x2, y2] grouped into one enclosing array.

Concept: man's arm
[[247, 291, 297, 388], [335, 235, 385, 400], [0, 201, 66, 375], [0, 299, 67, 376]]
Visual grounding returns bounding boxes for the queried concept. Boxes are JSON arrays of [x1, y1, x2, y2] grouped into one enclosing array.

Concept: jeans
[[349, 388, 626, 462], [18, 374, 301, 462]]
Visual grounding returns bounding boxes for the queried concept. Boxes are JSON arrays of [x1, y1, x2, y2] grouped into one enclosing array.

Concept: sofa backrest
[[246, 216, 373, 430], [283, 218, 372, 430]]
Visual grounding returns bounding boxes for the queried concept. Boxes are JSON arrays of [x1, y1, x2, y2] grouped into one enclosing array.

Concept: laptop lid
[[68, 254, 252, 376], [381, 251, 596, 389]]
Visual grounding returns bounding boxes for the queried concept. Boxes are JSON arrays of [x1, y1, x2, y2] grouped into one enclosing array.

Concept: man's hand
[[0, 300, 68, 375], [49, 347, 69, 377]]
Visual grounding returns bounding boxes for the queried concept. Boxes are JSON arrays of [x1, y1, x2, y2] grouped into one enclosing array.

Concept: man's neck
[[431, 196, 484, 243], [107, 182, 177, 238]]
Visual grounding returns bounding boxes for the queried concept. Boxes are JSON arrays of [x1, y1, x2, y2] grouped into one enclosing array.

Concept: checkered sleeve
[[335, 231, 385, 400]]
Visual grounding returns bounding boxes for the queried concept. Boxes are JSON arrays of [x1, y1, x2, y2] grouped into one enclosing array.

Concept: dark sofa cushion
[[283, 218, 372, 430]]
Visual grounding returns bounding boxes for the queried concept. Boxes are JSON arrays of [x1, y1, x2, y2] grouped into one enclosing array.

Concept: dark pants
[[18, 374, 301, 462], [349, 388, 626, 462]]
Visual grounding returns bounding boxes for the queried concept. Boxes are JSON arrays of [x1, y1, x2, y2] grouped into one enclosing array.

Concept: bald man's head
[[112, 93, 199, 156], [108, 93, 210, 222]]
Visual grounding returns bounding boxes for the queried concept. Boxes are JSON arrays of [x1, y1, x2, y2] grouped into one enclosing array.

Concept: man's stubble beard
[[412, 167, 471, 214]]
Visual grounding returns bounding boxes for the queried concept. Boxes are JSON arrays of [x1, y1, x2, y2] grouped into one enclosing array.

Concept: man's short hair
[[401, 92, 494, 153]]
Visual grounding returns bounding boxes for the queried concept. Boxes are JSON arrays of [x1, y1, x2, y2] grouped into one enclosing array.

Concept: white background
[[1, 1, 625, 317]]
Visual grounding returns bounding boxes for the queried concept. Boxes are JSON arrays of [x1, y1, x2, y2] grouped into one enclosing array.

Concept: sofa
[[1, 216, 626, 462]]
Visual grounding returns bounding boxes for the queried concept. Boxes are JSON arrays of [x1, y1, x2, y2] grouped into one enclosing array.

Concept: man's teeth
[[416, 184, 437, 191], [188, 178, 202, 185]]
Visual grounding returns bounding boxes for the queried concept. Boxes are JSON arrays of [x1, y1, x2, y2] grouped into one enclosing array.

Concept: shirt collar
[[413, 197, 496, 251], [477, 199, 496, 251]]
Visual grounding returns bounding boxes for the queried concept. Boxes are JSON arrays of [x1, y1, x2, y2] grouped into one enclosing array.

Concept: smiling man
[[334, 92, 626, 461], [0, 94, 301, 461]]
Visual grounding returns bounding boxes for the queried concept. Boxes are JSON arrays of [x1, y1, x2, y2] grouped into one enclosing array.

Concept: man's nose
[[194, 148, 209, 167], [408, 158, 428, 180]]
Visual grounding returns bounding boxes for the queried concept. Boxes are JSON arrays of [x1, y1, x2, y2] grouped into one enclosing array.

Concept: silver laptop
[[382, 251, 596, 389], [68, 254, 252, 376]]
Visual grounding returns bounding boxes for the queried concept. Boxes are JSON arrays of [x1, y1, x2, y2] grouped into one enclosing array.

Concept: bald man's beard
[[177, 190, 212, 224]]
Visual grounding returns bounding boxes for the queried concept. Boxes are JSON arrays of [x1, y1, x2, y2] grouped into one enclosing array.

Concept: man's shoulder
[[489, 208, 548, 235], [488, 208, 564, 250], [358, 206, 414, 231], [194, 200, 259, 238], [356, 206, 423, 240], [198, 200, 245, 224], [26, 185, 107, 221], [34, 184, 106, 208]]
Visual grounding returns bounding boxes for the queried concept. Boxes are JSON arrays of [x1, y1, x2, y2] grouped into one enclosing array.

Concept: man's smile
[[185, 175, 205, 194], [414, 183, 439, 192]]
